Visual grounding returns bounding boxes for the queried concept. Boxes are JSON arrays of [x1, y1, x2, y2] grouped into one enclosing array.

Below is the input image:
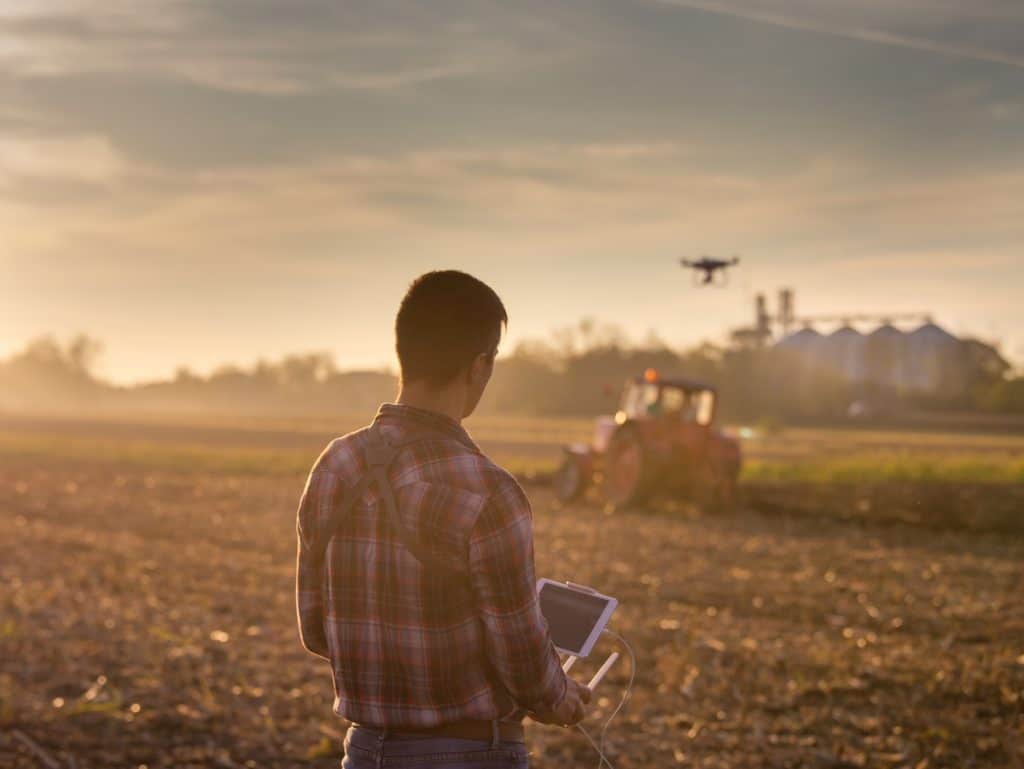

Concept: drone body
[[679, 255, 740, 286]]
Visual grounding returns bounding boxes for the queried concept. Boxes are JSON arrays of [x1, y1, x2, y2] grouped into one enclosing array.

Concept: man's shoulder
[[458, 451, 524, 498], [443, 451, 530, 522], [308, 427, 371, 482], [307, 426, 522, 500], [401, 434, 523, 502]]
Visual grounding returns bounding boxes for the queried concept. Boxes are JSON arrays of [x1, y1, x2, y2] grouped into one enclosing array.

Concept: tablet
[[536, 579, 618, 658]]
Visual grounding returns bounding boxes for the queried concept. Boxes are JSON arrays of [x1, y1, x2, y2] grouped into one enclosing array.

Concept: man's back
[[296, 403, 567, 728], [296, 271, 589, 768]]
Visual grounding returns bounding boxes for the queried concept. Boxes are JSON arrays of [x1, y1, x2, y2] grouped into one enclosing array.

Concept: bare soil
[[1, 450, 1022, 768]]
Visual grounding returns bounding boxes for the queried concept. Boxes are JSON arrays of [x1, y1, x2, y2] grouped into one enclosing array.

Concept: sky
[[1, 0, 1022, 384]]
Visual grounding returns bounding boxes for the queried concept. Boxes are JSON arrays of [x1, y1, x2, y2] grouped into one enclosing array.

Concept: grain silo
[[905, 322, 958, 392], [756, 289, 1005, 398], [865, 323, 907, 389], [777, 327, 824, 356], [824, 326, 866, 382]]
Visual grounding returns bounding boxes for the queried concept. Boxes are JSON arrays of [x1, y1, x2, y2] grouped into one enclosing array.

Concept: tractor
[[553, 369, 741, 509]]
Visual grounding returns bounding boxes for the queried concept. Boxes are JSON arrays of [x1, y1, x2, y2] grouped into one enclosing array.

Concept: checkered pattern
[[296, 403, 568, 728]]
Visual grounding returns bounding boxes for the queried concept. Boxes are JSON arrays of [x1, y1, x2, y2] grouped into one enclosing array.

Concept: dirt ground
[[1, 452, 1022, 768]]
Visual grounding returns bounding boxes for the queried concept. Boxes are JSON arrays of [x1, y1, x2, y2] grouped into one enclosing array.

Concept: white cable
[[576, 628, 636, 769], [576, 722, 615, 769], [598, 629, 636, 765]]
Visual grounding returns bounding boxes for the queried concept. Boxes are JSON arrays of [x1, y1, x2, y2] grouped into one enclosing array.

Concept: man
[[296, 270, 590, 768]]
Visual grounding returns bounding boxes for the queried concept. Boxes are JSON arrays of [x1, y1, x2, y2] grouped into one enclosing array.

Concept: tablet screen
[[538, 582, 615, 655]]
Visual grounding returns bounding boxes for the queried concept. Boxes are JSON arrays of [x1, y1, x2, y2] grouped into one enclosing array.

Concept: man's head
[[396, 270, 507, 418]]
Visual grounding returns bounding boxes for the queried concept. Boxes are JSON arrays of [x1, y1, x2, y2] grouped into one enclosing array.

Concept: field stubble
[[0, 416, 1023, 768]]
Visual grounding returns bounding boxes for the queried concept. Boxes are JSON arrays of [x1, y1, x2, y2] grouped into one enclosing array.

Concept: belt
[[357, 719, 525, 744]]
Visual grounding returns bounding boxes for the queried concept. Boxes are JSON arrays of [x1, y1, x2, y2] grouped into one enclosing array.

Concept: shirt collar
[[373, 402, 480, 453]]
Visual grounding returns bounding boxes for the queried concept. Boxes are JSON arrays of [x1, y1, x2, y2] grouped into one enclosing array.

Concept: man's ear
[[468, 354, 485, 384]]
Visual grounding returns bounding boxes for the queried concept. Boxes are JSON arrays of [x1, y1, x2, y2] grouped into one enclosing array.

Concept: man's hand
[[528, 678, 592, 727]]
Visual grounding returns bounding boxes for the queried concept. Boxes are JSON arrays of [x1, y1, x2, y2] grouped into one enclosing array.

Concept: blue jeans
[[341, 725, 529, 768]]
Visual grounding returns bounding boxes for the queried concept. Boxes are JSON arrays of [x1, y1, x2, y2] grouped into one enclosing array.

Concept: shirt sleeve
[[468, 473, 568, 712], [295, 467, 339, 660]]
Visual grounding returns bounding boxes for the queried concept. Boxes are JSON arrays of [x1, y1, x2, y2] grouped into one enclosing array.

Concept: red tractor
[[553, 370, 741, 509]]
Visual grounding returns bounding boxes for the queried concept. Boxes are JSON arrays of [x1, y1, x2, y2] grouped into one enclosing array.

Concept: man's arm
[[468, 474, 568, 713], [295, 468, 338, 660]]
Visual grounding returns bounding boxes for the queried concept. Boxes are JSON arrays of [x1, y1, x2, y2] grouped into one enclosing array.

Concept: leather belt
[[357, 719, 525, 744]]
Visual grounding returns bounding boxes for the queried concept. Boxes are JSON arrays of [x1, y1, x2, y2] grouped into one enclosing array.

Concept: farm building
[[775, 321, 1006, 396], [734, 289, 1009, 398]]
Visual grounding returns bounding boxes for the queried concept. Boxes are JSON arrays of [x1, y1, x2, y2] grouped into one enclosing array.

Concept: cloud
[[0, 1, 572, 94], [989, 101, 1022, 120], [654, 0, 1024, 69], [0, 135, 124, 183], [2, 0, 1020, 180], [2, 138, 1021, 279], [1, 2, 1021, 272], [828, 251, 1017, 272]]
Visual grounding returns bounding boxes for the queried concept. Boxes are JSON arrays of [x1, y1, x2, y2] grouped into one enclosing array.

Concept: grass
[[0, 432, 316, 477], [743, 452, 1024, 484], [4, 424, 1024, 487], [4, 408, 1024, 501], [0, 432, 563, 484]]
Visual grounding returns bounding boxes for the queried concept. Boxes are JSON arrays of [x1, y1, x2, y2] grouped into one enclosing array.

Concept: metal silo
[[865, 323, 907, 389], [906, 322, 958, 392], [777, 327, 824, 357], [822, 326, 866, 383]]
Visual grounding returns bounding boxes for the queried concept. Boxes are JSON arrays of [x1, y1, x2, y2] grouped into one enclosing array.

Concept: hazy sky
[[2, 0, 1022, 383]]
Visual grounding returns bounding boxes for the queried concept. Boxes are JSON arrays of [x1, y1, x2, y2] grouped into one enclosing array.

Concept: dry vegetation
[[1, 414, 1022, 768]]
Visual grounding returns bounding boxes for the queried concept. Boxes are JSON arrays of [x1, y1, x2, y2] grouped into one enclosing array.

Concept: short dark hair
[[396, 270, 507, 387]]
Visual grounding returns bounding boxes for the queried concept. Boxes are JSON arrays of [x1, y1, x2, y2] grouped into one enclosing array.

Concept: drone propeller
[[680, 253, 741, 287]]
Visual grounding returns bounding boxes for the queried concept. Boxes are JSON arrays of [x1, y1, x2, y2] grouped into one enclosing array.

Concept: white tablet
[[536, 579, 618, 658]]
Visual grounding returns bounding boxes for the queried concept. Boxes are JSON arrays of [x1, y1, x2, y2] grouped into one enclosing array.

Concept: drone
[[679, 255, 740, 286]]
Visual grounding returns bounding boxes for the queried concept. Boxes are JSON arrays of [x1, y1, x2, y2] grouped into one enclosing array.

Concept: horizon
[[3, 308, 1013, 388], [2, 1, 1022, 383]]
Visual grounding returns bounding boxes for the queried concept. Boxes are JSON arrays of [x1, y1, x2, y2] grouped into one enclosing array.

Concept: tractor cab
[[592, 370, 717, 455], [616, 370, 716, 426]]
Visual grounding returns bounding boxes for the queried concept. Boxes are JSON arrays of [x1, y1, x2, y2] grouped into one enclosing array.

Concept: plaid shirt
[[296, 403, 568, 728]]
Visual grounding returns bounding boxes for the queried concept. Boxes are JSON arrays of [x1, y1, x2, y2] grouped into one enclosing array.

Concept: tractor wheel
[[697, 460, 739, 513], [722, 461, 742, 510], [604, 425, 652, 510], [553, 454, 588, 504]]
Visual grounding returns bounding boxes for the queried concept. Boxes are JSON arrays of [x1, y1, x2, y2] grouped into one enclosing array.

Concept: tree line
[[1, 324, 1020, 424]]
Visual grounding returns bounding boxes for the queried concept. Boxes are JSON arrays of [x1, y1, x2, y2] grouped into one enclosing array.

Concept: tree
[[67, 335, 103, 376]]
